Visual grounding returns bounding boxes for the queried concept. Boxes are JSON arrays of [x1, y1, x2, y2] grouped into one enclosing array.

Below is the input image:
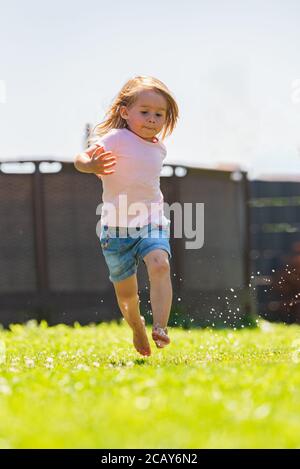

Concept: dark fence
[[0, 160, 252, 328], [249, 180, 300, 323]]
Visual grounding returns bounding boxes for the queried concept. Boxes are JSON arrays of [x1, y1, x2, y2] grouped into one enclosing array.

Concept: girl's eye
[[140, 111, 162, 117]]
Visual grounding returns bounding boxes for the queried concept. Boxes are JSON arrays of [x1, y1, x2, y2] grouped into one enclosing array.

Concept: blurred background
[[1, 0, 300, 328]]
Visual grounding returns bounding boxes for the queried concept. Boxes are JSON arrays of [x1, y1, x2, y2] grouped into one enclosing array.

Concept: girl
[[74, 76, 179, 356]]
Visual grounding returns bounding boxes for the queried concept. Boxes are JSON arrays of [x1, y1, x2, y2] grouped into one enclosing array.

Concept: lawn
[[0, 319, 300, 449]]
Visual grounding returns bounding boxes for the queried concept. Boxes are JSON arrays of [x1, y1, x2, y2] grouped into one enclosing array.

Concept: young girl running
[[74, 76, 179, 356]]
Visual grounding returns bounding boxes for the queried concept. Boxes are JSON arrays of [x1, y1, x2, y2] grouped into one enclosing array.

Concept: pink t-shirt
[[89, 128, 170, 228]]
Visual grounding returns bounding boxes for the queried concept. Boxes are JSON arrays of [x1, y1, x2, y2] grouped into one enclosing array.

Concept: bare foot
[[152, 324, 170, 349], [132, 316, 151, 356]]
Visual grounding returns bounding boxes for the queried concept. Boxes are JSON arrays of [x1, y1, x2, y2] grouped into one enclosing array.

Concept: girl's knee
[[117, 292, 140, 309], [146, 255, 170, 276]]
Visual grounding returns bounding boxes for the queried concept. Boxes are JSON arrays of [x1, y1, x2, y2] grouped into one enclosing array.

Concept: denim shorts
[[99, 223, 172, 283]]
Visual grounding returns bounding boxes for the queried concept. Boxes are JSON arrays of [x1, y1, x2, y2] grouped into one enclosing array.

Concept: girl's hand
[[85, 145, 116, 175]]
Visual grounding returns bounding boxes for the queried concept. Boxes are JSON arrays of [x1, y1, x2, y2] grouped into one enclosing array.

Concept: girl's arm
[[74, 145, 116, 175]]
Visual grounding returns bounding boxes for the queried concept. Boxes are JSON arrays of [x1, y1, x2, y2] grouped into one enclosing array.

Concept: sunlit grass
[[0, 319, 300, 448]]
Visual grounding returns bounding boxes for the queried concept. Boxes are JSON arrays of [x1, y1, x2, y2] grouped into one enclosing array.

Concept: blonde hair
[[92, 75, 179, 142]]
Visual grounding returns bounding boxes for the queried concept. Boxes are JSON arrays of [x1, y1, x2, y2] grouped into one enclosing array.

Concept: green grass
[[0, 319, 300, 449]]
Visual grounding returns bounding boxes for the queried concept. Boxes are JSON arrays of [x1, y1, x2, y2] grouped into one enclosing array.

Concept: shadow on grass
[[133, 358, 147, 366]]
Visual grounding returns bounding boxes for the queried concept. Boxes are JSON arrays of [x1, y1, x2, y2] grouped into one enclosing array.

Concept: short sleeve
[[84, 129, 121, 181], [86, 128, 121, 154]]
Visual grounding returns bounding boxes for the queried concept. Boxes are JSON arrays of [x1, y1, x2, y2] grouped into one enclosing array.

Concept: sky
[[0, 0, 300, 178]]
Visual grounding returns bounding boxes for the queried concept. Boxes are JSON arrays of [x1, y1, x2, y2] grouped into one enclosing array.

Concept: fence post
[[32, 164, 48, 298], [243, 173, 256, 317]]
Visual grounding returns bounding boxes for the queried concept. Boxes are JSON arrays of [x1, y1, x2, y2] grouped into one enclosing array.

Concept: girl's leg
[[143, 249, 173, 346], [113, 273, 151, 356]]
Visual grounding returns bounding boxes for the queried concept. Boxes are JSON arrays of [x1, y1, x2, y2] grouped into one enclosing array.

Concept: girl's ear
[[119, 105, 128, 120]]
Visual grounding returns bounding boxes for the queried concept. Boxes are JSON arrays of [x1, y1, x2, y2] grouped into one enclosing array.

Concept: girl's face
[[120, 89, 168, 141]]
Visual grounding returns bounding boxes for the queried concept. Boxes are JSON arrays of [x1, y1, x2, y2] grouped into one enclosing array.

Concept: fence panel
[[0, 173, 36, 293], [249, 180, 300, 323]]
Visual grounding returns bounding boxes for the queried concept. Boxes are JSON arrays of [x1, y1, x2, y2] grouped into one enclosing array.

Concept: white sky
[[0, 0, 300, 178]]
